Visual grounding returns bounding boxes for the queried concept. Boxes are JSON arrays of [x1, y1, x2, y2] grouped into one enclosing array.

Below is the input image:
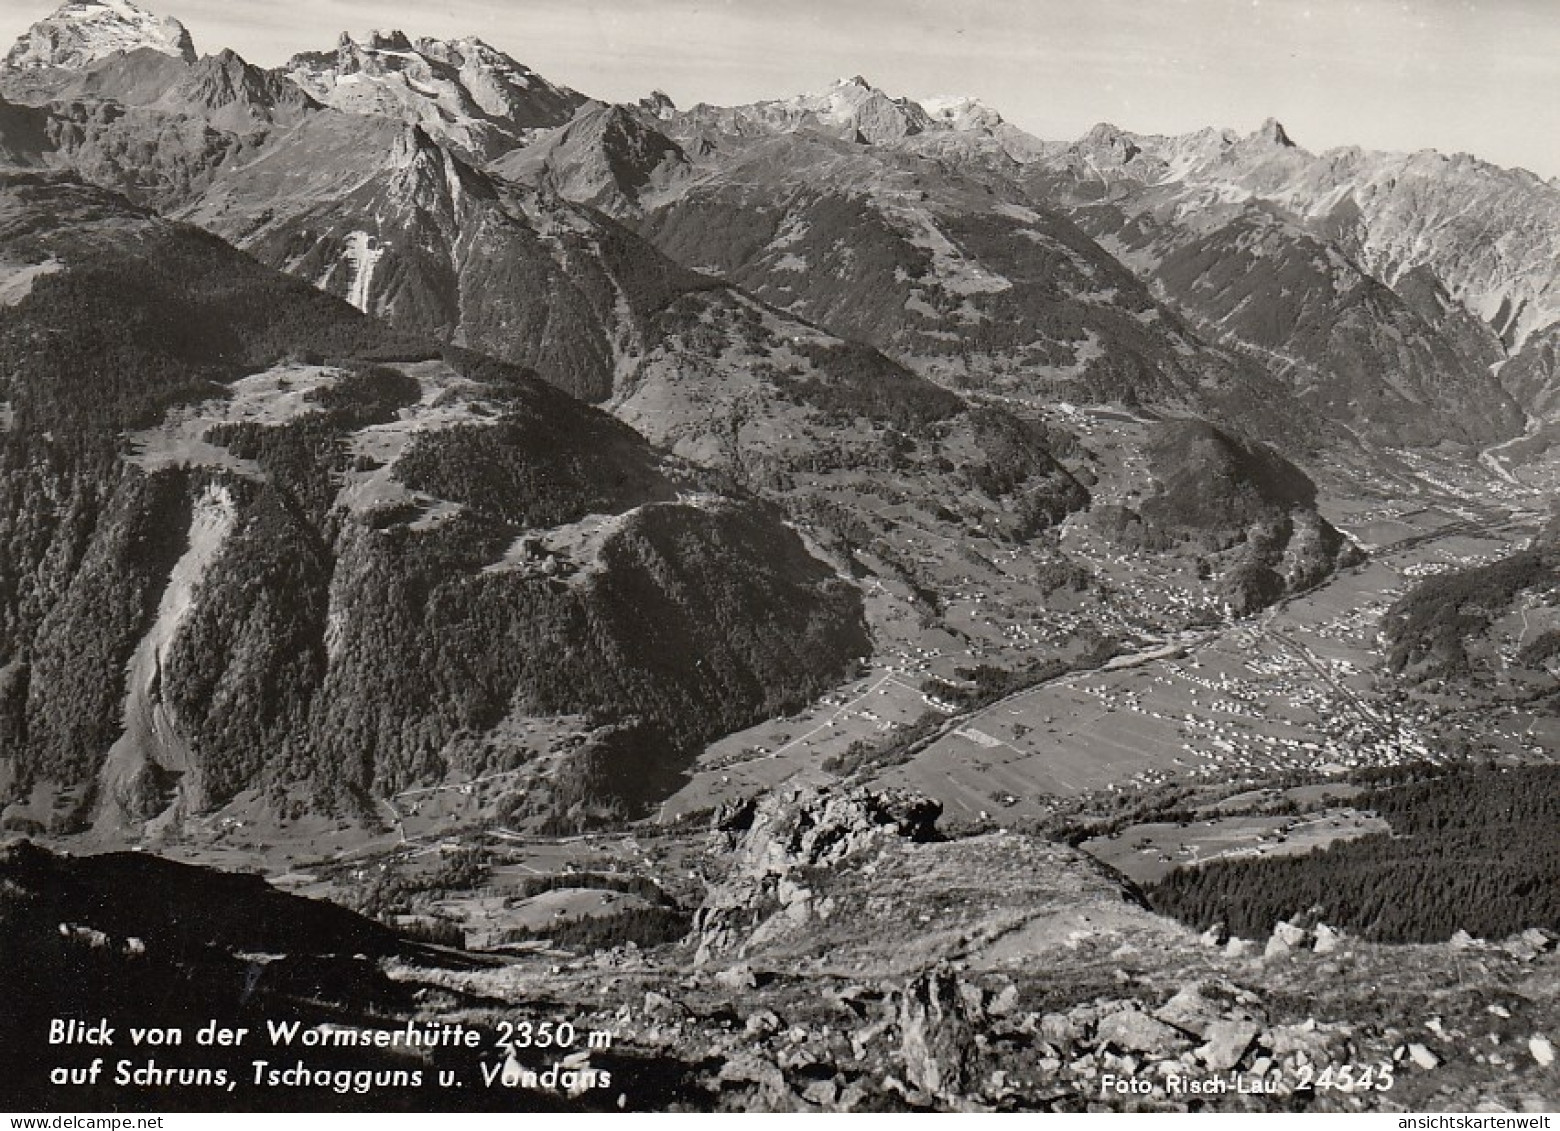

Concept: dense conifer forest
[[1149, 767, 1560, 942]]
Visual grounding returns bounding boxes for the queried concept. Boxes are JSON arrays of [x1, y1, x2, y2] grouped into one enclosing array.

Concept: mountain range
[[6, 0, 1560, 1116], [0, 0, 1556, 835]]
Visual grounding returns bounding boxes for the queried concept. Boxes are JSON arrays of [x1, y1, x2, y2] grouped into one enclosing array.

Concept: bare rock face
[[742, 786, 942, 875], [283, 30, 585, 162], [4, 0, 196, 72], [693, 785, 942, 963], [897, 964, 979, 1097]]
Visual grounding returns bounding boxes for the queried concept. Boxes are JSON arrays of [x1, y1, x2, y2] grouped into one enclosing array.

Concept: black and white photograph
[[0, 0, 1557, 1117]]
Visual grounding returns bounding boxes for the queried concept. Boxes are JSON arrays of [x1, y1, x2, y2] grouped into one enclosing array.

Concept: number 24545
[[1295, 1063, 1395, 1091]]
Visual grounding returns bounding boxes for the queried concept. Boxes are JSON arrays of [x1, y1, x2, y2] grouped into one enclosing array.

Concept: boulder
[[1312, 923, 1343, 954], [745, 1010, 784, 1038], [714, 964, 758, 991], [1530, 1035, 1556, 1068], [1095, 1009, 1192, 1058], [1502, 927, 1558, 962], [1039, 1012, 1080, 1047], [717, 1053, 798, 1109], [1264, 920, 1308, 958], [801, 1078, 840, 1107], [1198, 1020, 1260, 1072], [642, 990, 686, 1022], [987, 982, 1020, 1017], [1154, 985, 1225, 1037]]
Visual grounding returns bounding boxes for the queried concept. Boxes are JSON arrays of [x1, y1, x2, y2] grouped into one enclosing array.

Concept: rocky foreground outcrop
[[692, 786, 942, 963], [486, 786, 1560, 1112], [7, 784, 1560, 1112]]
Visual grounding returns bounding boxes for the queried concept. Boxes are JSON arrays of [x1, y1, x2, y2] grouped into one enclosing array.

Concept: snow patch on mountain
[[797, 77, 932, 143], [284, 30, 585, 160], [918, 95, 1003, 131], [4, 0, 196, 71]]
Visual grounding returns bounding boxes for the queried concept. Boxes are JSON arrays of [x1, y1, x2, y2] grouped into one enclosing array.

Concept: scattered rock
[[642, 990, 685, 1021], [694, 785, 943, 962], [987, 982, 1020, 1017], [715, 964, 758, 991], [1502, 928, 1558, 963], [1530, 1036, 1555, 1068], [801, 1077, 839, 1107], [1155, 984, 1225, 1037], [1095, 1009, 1192, 1059], [746, 1010, 784, 1038], [718, 1053, 797, 1109], [1312, 923, 1343, 954], [1198, 1020, 1261, 1072], [1268, 1021, 1342, 1065], [1264, 920, 1307, 958]]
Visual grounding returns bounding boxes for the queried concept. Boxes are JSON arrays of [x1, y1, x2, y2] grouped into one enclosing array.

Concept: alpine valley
[[2, 0, 1560, 1114]]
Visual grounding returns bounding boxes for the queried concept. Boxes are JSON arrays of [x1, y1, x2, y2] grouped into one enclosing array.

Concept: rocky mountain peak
[[918, 94, 1004, 131], [1079, 120, 1143, 162], [180, 45, 318, 126], [4, 0, 196, 71], [350, 28, 414, 53], [1257, 116, 1297, 148], [639, 89, 675, 118], [798, 76, 931, 143], [286, 28, 585, 155]]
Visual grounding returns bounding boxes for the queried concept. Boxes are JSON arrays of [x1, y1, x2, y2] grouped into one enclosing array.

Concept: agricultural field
[[659, 413, 1558, 834], [1081, 807, 1389, 886]]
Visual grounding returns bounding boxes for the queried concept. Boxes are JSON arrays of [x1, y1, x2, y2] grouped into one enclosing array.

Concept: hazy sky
[[9, 0, 1559, 177]]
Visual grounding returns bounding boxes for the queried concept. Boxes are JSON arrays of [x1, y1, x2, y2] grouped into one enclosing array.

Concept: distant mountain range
[[5, 0, 1556, 449], [0, 0, 1555, 836]]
